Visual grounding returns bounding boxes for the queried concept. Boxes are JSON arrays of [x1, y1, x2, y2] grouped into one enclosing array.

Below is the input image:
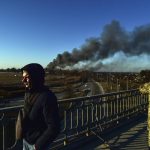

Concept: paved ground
[[97, 115, 148, 150], [60, 114, 149, 150]]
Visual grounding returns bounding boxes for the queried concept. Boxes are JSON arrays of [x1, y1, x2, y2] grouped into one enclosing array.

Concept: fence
[[0, 89, 148, 150]]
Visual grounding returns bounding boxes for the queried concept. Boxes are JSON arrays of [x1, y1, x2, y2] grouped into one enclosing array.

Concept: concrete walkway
[[98, 116, 148, 150], [60, 114, 149, 150]]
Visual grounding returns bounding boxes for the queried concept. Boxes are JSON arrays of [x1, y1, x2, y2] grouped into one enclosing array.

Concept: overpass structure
[[0, 89, 149, 150]]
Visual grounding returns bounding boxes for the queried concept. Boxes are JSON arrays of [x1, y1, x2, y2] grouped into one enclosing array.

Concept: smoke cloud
[[48, 20, 150, 72]]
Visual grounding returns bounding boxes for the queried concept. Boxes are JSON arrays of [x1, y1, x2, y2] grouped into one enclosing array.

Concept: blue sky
[[0, 0, 150, 70]]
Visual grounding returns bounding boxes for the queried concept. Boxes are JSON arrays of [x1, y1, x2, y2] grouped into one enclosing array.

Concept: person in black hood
[[17, 63, 60, 150]]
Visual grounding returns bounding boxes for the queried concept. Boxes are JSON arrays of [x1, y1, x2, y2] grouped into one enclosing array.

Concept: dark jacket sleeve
[[35, 93, 60, 150]]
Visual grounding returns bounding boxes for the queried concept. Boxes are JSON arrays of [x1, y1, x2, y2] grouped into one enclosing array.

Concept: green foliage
[[139, 70, 150, 83]]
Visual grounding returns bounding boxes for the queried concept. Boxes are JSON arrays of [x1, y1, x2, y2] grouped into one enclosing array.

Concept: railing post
[[148, 94, 150, 148], [0, 113, 6, 150], [2, 123, 6, 150]]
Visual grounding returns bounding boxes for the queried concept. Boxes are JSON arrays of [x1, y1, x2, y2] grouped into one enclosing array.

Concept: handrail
[[0, 89, 148, 150]]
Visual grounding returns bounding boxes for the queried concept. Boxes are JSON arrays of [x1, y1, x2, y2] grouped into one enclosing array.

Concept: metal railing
[[0, 89, 148, 150]]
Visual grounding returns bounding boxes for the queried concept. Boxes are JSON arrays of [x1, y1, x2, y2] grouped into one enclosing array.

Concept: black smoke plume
[[47, 20, 150, 72]]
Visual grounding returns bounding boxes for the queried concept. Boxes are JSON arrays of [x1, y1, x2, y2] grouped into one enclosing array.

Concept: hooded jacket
[[21, 63, 60, 150]]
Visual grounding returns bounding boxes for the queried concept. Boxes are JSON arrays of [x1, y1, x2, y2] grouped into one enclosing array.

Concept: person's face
[[22, 70, 31, 89]]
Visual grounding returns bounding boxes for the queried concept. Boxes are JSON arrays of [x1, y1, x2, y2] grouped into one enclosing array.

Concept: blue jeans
[[23, 139, 51, 150]]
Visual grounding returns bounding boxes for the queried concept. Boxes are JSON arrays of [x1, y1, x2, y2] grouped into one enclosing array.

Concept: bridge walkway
[[59, 114, 149, 150]]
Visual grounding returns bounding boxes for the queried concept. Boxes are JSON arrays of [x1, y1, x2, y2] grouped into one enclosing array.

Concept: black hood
[[21, 63, 45, 91]]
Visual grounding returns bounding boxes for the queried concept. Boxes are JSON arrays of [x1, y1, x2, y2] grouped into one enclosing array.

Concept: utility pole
[[117, 78, 119, 92], [126, 77, 128, 90]]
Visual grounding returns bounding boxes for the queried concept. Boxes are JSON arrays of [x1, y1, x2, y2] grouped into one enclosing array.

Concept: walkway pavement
[[60, 114, 149, 150]]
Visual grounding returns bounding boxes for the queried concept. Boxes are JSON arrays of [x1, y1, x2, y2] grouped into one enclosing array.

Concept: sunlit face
[[22, 70, 31, 89]]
